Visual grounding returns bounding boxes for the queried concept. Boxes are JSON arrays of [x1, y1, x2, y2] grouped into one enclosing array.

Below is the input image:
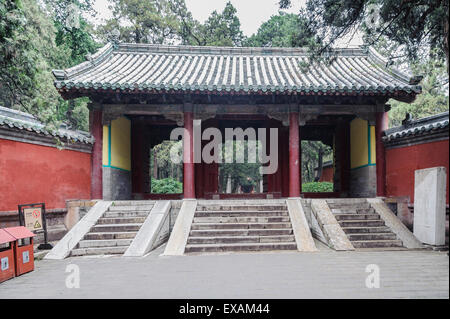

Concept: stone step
[[326, 199, 367, 204], [77, 239, 133, 248], [193, 216, 290, 223], [90, 223, 142, 233], [341, 226, 391, 234], [351, 239, 403, 249], [196, 205, 287, 211], [108, 205, 153, 212], [194, 210, 289, 217], [103, 211, 150, 218], [327, 203, 371, 210], [70, 246, 128, 256], [347, 232, 398, 241], [331, 208, 375, 214], [97, 217, 147, 224], [187, 235, 296, 244], [190, 222, 292, 230], [110, 200, 155, 206], [185, 242, 297, 253], [334, 213, 380, 221], [190, 228, 294, 237], [338, 220, 385, 228], [84, 232, 137, 240]]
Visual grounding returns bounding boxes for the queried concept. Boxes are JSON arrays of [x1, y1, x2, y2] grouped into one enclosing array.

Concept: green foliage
[[151, 178, 182, 194], [280, 0, 449, 69], [218, 140, 262, 193], [44, 0, 98, 65], [151, 140, 183, 180], [301, 141, 333, 183], [388, 56, 449, 127], [0, 0, 61, 126], [194, 1, 244, 46], [302, 182, 334, 193], [245, 13, 314, 48], [0, 0, 97, 131], [96, 0, 185, 44]]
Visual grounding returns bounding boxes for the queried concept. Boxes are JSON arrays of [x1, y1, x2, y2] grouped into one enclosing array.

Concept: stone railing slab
[[163, 199, 197, 256], [310, 199, 354, 251], [286, 199, 317, 252], [44, 201, 111, 260], [124, 201, 171, 257], [368, 198, 423, 249]]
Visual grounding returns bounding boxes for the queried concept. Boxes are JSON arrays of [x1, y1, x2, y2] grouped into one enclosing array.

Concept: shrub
[[151, 178, 182, 194], [301, 182, 333, 193]]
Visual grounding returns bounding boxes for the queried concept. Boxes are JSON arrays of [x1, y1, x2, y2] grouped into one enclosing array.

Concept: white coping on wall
[[123, 200, 171, 257], [44, 201, 112, 260], [163, 199, 197, 256], [286, 198, 318, 252]]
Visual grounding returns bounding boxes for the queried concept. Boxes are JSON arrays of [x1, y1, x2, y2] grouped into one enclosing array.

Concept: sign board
[[23, 207, 43, 232], [22, 251, 30, 264], [18, 203, 53, 250], [1, 257, 8, 271]]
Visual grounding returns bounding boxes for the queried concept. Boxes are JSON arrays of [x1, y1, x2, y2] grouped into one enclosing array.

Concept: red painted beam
[[90, 110, 103, 199], [376, 112, 388, 197], [289, 112, 300, 197], [183, 111, 195, 198]]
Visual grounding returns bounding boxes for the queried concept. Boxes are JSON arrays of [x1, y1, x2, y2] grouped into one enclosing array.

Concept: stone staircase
[[184, 201, 297, 254], [326, 199, 403, 249], [70, 201, 155, 256]]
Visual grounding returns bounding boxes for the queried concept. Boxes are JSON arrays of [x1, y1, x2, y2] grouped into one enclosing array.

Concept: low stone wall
[[103, 166, 131, 200], [385, 197, 449, 244], [349, 165, 376, 197], [0, 199, 96, 244]]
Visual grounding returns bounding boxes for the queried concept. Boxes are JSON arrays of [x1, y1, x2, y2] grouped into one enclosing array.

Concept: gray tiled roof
[[0, 106, 94, 144], [53, 43, 421, 96], [383, 112, 449, 142]]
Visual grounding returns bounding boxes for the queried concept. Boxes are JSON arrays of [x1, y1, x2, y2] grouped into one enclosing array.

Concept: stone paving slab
[[0, 246, 448, 299]]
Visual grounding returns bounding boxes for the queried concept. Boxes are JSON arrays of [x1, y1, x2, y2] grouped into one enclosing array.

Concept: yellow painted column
[[350, 118, 376, 169], [102, 117, 131, 171]]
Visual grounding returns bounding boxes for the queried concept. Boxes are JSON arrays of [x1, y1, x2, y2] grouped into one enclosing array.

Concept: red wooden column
[[289, 110, 301, 197], [375, 112, 388, 197], [183, 109, 195, 198], [90, 109, 103, 199]]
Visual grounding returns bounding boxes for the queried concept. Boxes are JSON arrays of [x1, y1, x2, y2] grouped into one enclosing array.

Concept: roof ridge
[[366, 47, 421, 85], [115, 42, 368, 56], [0, 107, 93, 144], [384, 111, 449, 136]]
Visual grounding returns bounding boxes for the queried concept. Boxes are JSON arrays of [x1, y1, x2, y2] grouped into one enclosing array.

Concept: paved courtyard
[[0, 244, 448, 299]]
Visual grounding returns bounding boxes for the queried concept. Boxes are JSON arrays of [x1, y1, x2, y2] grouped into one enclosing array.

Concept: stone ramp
[[70, 200, 156, 256], [327, 199, 403, 249], [184, 200, 303, 254], [309, 198, 422, 250]]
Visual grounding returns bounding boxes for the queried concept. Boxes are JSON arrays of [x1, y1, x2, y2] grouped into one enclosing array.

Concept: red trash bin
[[4, 227, 36, 276], [0, 229, 16, 283]]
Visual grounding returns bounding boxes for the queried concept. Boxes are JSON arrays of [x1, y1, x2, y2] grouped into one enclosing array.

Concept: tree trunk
[[444, 18, 449, 74], [153, 149, 158, 180], [314, 147, 324, 182]]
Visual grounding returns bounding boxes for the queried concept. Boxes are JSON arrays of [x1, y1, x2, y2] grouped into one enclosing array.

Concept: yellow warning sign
[[23, 207, 43, 232]]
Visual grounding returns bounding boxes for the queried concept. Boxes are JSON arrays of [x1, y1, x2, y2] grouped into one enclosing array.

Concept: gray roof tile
[[0, 106, 94, 144], [383, 112, 449, 142], [53, 43, 421, 96]]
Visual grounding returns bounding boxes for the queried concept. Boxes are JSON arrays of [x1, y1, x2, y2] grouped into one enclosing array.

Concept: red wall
[[319, 167, 334, 183], [386, 140, 449, 204], [0, 139, 91, 211]]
